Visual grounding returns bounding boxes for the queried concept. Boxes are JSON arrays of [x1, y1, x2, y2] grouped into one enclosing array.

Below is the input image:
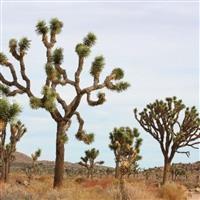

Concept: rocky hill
[[12, 152, 113, 176]]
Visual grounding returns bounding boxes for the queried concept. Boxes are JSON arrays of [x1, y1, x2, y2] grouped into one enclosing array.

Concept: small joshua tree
[[109, 127, 142, 178], [0, 121, 26, 182], [0, 18, 129, 187], [0, 91, 23, 182], [134, 97, 200, 184], [78, 148, 104, 179], [26, 149, 41, 182]]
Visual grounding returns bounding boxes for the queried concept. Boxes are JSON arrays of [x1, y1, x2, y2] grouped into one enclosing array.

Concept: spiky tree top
[[10, 120, 26, 145], [31, 149, 42, 162], [4, 120, 26, 160], [0, 18, 130, 145], [109, 127, 142, 176], [79, 148, 104, 168], [134, 97, 200, 160], [0, 99, 21, 124], [109, 127, 142, 160]]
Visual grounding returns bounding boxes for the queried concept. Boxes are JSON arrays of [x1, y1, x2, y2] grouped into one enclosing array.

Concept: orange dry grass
[[160, 182, 189, 200], [0, 172, 190, 200]]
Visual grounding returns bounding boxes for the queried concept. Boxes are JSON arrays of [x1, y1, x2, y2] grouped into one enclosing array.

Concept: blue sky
[[0, 0, 199, 168]]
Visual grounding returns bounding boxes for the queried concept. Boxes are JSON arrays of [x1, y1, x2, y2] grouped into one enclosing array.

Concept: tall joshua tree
[[78, 148, 104, 179], [109, 127, 142, 178], [134, 97, 200, 184], [0, 18, 129, 187]]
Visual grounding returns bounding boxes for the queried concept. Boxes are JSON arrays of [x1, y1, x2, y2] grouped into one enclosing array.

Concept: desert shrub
[[75, 177, 86, 184], [160, 182, 188, 200], [0, 184, 38, 200], [42, 189, 60, 200], [107, 180, 161, 200]]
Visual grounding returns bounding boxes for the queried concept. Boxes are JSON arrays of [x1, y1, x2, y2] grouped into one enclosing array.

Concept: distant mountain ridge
[[14, 152, 32, 163]]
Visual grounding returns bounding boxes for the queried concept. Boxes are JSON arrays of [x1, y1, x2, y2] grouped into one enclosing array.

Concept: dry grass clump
[[0, 184, 37, 200], [0, 176, 113, 200], [160, 182, 189, 200], [107, 179, 163, 200]]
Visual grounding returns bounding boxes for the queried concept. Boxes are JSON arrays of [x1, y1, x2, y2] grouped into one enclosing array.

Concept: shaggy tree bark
[[115, 160, 120, 178]]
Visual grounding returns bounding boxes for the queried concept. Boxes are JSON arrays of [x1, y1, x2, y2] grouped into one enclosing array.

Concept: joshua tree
[[0, 18, 129, 187], [134, 97, 200, 184], [109, 127, 142, 179], [26, 149, 42, 182], [0, 95, 22, 182], [78, 148, 104, 179], [4, 121, 26, 181]]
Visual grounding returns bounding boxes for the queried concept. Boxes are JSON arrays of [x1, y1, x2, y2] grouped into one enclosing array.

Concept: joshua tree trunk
[[53, 122, 66, 188], [8, 161, 11, 174], [87, 169, 90, 178], [1, 161, 5, 180], [4, 160, 9, 182], [119, 176, 129, 200], [1, 159, 9, 182], [91, 167, 94, 179], [163, 158, 171, 185], [115, 160, 120, 178]]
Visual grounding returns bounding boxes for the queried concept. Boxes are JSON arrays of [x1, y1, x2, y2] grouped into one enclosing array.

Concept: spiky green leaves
[[18, 37, 31, 52], [83, 32, 97, 47], [90, 56, 105, 78], [8, 38, 31, 55], [79, 148, 104, 172], [109, 127, 134, 151], [75, 33, 97, 57], [104, 67, 130, 92], [30, 97, 42, 109], [75, 43, 90, 57], [76, 130, 94, 144], [9, 39, 17, 51], [0, 53, 8, 65], [111, 68, 124, 80], [50, 18, 63, 34], [30, 87, 57, 112], [10, 120, 27, 141], [31, 149, 42, 162], [60, 134, 68, 144], [85, 148, 99, 160], [0, 84, 10, 96], [107, 81, 130, 92], [36, 18, 63, 35], [45, 64, 61, 81], [109, 127, 142, 154], [0, 99, 21, 122], [36, 20, 49, 35], [109, 126, 142, 177], [52, 48, 63, 65], [42, 86, 57, 112], [97, 92, 106, 104]]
